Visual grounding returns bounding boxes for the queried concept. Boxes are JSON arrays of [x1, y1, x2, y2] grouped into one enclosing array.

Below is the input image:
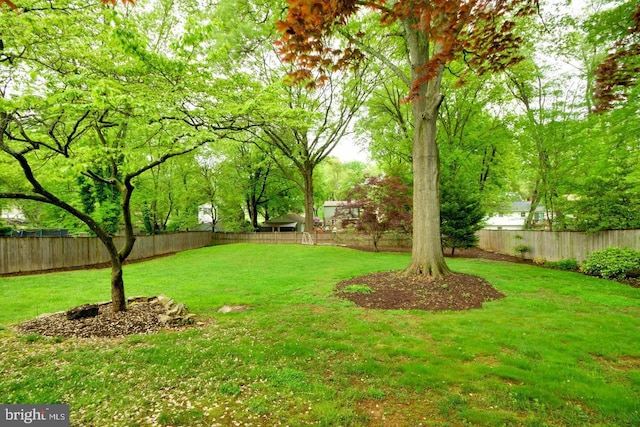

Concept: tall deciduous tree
[[276, 0, 535, 277], [256, 69, 376, 233]]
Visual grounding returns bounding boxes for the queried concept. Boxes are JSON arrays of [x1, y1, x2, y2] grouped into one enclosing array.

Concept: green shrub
[[545, 258, 580, 271], [582, 247, 640, 279], [514, 244, 531, 258], [0, 225, 12, 236]]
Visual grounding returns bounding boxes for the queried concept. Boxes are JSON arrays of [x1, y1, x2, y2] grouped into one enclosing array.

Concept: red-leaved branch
[[275, 0, 537, 92]]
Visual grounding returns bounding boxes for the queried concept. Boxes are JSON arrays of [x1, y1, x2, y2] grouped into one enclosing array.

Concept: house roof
[[262, 214, 305, 226], [323, 201, 347, 207], [510, 201, 545, 213]]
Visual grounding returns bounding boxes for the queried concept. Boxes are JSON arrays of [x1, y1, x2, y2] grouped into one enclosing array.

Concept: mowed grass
[[1, 243, 639, 426]]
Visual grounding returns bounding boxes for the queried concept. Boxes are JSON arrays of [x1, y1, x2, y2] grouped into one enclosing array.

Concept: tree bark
[[403, 23, 452, 278], [303, 165, 315, 233], [110, 256, 126, 312]]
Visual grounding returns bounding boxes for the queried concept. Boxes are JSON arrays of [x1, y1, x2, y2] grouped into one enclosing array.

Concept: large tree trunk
[[403, 24, 452, 278]]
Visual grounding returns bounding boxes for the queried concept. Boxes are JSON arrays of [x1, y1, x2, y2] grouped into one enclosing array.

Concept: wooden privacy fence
[[477, 229, 640, 262], [215, 230, 640, 263], [213, 231, 335, 245], [4, 229, 638, 274], [212, 231, 412, 248], [0, 231, 213, 275]]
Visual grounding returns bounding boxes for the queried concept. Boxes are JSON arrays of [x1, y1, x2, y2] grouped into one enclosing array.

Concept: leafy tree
[[337, 175, 411, 252], [356, 76, 414, 183], [254, 69, 378, 233], [564, 106, 640, 231], [438, 72, 519, 210], [277, 0, 536, 277], [193, 149, 224, 233], [231, 142, 301, 230], [314, 157, 374, 209], [498, 2, 640, 232], [0, 0, 249, 311], [504, 60, 586, 230]]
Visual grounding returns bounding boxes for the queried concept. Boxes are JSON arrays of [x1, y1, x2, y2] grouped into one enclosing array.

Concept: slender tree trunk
[[403, 24, 451, 278], [110, 257, 126, 312], [110, 180, 136, 312], [303, 166, 315, 233], [98, 233, 128, 312], [525, 185, 541, 229], [372, 233, 379, 252]]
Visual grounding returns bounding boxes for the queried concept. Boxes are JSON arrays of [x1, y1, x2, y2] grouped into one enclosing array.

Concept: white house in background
[[197, 203, 218, 226], [0, 205, 26, 225], [322, 200, 361, 228], [322, 201, 346, 227], [484, 201, 546, 230]]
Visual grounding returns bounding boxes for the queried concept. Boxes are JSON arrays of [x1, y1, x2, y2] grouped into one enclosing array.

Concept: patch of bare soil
[[336, 271, 505, 311], [14, 299, 205, 339]]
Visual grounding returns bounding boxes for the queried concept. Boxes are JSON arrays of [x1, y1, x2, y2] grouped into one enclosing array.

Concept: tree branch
[[338, 29, 411, 88]]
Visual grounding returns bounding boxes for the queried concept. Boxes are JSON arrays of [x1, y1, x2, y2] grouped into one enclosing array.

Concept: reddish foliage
[[0, 0, 18, 9], [336, 176, 412, 251], [593, 3, 640, 112], [276, 0, 537, 91]]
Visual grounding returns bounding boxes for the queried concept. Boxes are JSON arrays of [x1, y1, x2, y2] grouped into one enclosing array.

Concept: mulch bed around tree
[[16, 301, 163, 339], [14, 300, 205, 339], [335, 271, 505, 311]]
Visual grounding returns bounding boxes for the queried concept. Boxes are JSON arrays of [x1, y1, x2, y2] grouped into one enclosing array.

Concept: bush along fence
[[0, 231, 212, 275], [477, 229, 640, 263]]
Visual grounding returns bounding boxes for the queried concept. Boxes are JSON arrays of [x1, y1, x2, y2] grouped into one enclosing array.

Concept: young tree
[[440, 184, 485, 255], [337, 176, 411, 252], [276, 0, 536, 277], [0, 0, 248, 311]]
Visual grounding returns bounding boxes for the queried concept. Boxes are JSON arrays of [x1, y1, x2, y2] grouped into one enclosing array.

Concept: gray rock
[[158, 314, 173, 324], [167, 303, 188, 317], [66, 304, 99, 320]]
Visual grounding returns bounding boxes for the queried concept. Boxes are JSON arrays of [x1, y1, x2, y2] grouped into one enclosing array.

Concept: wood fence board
[[0, 232, 212, 275], [477, 229, 640, 262]]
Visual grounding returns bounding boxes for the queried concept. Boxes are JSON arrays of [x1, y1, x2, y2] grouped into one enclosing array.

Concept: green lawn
[[1, 244, 639, 426]]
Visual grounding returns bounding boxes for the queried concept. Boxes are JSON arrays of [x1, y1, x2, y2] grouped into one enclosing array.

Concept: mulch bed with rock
[[14, 296, 203, 339]]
